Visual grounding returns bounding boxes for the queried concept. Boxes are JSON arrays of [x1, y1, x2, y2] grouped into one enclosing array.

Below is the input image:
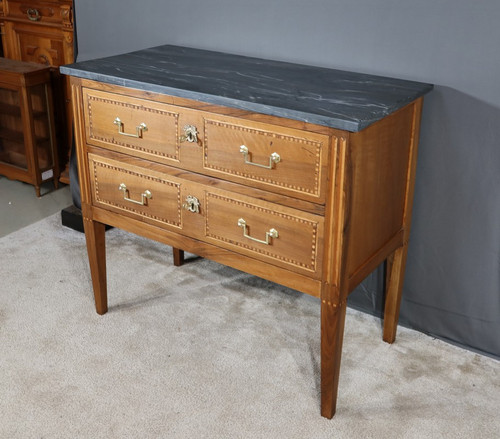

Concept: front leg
[[320, 294, 348, 419], [83, 216, 107, 315]]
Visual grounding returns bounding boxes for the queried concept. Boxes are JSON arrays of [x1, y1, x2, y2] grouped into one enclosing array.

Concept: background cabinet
[[0, 57, 59, 196], [0, 0, 74, 183]]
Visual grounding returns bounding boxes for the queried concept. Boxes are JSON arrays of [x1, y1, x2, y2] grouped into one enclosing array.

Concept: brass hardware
[[180, 125, 199, 143], [239, 145, 280, 169], [118, 183, 152, 206], [237, 218, 278, 245], [38, 54, 50, 66], [182, 195, 200, 213], [113, 117, 148, 138], [27, 8, 41, 21]]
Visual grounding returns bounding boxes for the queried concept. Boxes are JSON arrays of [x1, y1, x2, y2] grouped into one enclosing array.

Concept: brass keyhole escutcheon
[[182, 195, 200, 213], [180, 125, 199, 143]]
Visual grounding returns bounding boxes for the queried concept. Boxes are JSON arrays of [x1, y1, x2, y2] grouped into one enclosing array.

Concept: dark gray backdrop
[[73, 0, 500, 358]]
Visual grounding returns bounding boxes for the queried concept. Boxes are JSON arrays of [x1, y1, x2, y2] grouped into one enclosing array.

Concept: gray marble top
[[60, 45, 433, 132]]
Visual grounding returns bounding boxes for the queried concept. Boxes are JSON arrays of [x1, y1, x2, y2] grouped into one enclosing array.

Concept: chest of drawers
[[61, 45, 432, 418]]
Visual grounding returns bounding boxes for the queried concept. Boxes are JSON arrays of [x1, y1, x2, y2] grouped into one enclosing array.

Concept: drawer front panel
[[205, 192, 323, 275], [203, 117, 329, 202], [10, 24, 66, 65], [6, 1, 69, 25], [83, 88, 181, 163], [86, 151, 323, 277], [88, 154, 182, 228]]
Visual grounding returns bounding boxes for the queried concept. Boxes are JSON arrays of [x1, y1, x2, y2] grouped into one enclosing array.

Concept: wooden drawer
[[88, 151, 323, 277], [5, 1, 69, 25], [82, 85, 330, 203], [203, 115, 329, 202], [6, 22, 68, 65], [204, 191, 323, 276], [83, 88, 188, 164], [88, 153, 182, 230]]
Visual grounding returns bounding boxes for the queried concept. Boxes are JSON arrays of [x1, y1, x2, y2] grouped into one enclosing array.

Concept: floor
[[0, 176, 73, 238]]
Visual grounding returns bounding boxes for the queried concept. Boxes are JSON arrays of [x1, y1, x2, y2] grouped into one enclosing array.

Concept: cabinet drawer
[[203, 116, 329, 202], [83, 88, 182, 164], [205, 192, 323, 275], [8, 22, 67, 66], [88, 153, 182, 229], [88, 150, 323, 277], [6, 1, 69, 25]]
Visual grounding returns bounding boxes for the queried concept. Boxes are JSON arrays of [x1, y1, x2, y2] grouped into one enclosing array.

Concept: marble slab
[[60, 45, 433, 132]]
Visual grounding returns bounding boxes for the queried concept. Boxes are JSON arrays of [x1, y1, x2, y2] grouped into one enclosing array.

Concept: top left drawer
[[82, 88, 181, 164], [6, 1, 70, 25]]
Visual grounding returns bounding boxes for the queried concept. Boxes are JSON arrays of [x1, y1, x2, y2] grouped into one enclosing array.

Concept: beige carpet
[[0, 214, 498, 438]]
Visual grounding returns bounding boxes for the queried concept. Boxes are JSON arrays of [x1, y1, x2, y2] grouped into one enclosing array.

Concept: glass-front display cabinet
[[0, 57, 59, 196]]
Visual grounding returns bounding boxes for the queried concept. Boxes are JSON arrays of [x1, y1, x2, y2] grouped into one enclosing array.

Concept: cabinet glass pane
[[30, 84, 55, 171], [0, 87, 27, 170]]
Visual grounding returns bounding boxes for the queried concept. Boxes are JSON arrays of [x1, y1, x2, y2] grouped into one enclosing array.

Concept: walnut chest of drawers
[[61, 45, 432, 418]]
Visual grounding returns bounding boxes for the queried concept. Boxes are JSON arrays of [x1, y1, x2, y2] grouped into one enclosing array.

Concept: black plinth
[[61, 205, 112, 233]]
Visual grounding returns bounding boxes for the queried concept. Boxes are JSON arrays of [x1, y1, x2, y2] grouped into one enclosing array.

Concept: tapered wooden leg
[[321, 298, 348, 419], [83, 217, 108, 315], [383, 244, 409, 343], [173, 248, 184, 266], [383, 99, 421, 343]]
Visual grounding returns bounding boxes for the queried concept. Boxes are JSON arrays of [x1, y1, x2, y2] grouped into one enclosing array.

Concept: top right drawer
[[202, 115, 331, 203]]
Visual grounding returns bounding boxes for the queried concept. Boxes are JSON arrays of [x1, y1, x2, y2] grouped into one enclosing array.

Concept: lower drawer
[[205, 193, 322, 274], [89, 153, 182, 229], [88, 152, 324, 277]]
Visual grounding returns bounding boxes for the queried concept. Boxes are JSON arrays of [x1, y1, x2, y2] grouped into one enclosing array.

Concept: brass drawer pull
[[237, 218, 278, 245], [239, 145, 280, 169], [179, 125, 199, 143], [182, 195, 200, 213], [118, 183, 152, 206], [27, 8, 41, 21], [113, 117, 148, 138]]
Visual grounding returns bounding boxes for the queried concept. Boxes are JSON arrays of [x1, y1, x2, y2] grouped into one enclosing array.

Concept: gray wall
[[74, 0, 500, 358]]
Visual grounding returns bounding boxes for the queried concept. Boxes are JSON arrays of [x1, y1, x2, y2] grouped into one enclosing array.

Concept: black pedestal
[[61, 205, 112, 233], [61, 204, 84, 233]]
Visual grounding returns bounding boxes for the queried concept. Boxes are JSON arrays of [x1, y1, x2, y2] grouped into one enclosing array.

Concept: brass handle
[[38, 54, 50, 65], [182, 195, 200, 213], [179, 125, 198, 143], [113, 117, 148, 138], [239, 145, 280, 169], [237, 218, 278, 245], [27, 8, 41, 21], [118, 183, 152, 206]]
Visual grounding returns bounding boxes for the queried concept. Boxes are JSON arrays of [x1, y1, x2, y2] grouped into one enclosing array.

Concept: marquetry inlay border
[[86, 94, 180, 161], [91, 160, 182, 227], [203, 119, 323, 197], [205, 193, 318, 272]]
